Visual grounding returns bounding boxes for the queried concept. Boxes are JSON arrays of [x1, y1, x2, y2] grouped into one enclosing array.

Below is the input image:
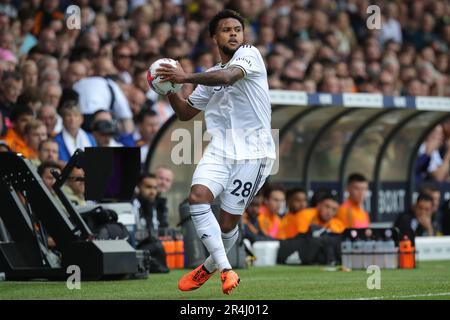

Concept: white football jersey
[[187, 45, 276, 160]]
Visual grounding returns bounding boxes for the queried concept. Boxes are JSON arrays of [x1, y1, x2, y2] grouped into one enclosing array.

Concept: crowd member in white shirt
[[54, 100, 96, 163], [72, 57, 134, 134], [134, 108, 161, 166], [380, 3, 403, 44], [417, 124, 450, 182]]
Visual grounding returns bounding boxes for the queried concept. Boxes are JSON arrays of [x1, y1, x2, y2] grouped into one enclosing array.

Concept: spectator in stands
[[90, 109, 134, 147], [153, 165, 173, 235], [0, 71, 22, 120], [36, 160, 64, 249], [1, 104, 34, 157], [133, 173, 169, 241], [416, 125, 450, 183], [127, 86, 147, 117], [258, 185, 286, 240], [243, 195, 274, 243], [62, 61, 87, 89], [336, 173, 370, 229], [155, 165, 174, 194], [37, 161, 61, 193], [113, 42, 133, 84], [40, 81, 62, 110], [62, 167, 86, 207], [152, 96, 175, 126], [296, 189, 345, 235], [37, 103, 61, 137], [90, 109, 114, 124], [380, 3, 402, 44], [134, 108, 160, 165], [91, 120, 123, 147], [20, 60, 38, 89], [0, 0, 449, 116], [394, 193, 435, 240], [24, 119, 48, 164], [17, 87, 42, 114], [73, 64, 134, 134], [31, 2, 64, 36], [38, 139, 59, 164], [54, 101, 96, 163], [420, 183, 443, 235], [280, 187, 308, 240]]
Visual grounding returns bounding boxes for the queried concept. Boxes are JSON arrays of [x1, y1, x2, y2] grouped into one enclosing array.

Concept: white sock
[[190, 204, 231, 271], [203, 225, 239, 273]]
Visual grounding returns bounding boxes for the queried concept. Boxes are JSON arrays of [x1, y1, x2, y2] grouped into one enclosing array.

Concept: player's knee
[[189, 185, 214, 204], [188, 190, 208, 204]]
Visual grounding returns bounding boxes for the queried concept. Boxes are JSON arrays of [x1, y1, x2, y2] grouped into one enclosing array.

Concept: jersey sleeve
[[187, 84, 211, 111], [228, 45, 262, 78]]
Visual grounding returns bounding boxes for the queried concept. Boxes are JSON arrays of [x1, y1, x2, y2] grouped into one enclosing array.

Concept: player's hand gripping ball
[[147, 58, 182, 95]]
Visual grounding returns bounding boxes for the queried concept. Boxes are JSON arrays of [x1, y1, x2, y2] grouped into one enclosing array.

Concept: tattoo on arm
[[185, 67, 245, 86]]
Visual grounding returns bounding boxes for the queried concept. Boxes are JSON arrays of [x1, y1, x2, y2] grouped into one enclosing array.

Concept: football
[[147, 58, 182, 95]]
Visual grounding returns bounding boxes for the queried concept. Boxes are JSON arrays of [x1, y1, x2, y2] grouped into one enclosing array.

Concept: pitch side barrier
[[145, 91, 450, 225]]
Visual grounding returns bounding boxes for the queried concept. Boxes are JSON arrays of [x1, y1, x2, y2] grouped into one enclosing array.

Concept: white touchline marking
[[351, 292, 450, 300]]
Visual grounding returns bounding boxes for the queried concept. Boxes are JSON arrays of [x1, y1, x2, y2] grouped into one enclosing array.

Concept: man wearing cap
[[91, 120, 124, 147]]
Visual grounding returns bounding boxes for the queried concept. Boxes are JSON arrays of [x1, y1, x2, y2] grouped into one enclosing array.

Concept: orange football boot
[[178, 264, 216, 291], [220, 269, 240, 295]]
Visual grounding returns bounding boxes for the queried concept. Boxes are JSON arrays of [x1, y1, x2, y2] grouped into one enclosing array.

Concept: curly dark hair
[[208, 9, 245, 37]]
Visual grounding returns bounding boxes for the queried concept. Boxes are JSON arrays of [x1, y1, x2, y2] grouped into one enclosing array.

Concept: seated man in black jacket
[[133, 172, 169, 242], [394, 193, 435, 242], [132, 172, 169, 273]]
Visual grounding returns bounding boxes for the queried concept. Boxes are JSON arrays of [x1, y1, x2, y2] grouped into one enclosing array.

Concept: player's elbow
[[222, 71, 237, 85], [177, 113, 191, 121], [177, 112, 196, 121]]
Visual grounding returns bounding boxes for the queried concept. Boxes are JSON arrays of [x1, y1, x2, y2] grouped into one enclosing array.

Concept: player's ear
[[212, 34, 217, 45]]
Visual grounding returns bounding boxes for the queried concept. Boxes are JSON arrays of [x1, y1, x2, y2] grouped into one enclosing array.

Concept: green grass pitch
[[1, 260, 450, 300]]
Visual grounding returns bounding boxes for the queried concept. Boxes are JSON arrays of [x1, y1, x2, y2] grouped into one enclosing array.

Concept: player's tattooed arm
[[157, 63, 244, 86], [184, 67, 245, 86]]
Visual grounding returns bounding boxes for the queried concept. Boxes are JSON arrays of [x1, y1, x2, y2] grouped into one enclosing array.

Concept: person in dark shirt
[[394, 193, 435, 243], [0, 71, 23, 121], [133, 172, 169, 242], [242, 195, 274, 243]]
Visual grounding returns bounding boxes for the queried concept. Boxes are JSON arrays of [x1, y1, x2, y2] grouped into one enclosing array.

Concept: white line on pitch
[[352, 292, 450, 300]]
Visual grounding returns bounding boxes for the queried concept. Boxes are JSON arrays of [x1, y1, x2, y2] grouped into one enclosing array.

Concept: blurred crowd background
[[1, 1, 450, 162]]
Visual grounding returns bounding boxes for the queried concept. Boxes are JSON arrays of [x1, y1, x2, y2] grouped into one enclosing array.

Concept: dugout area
[[145, 90, 450, 226]]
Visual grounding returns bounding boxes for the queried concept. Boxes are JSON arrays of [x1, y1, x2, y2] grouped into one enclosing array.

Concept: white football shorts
[[191, 149, 274, 215]]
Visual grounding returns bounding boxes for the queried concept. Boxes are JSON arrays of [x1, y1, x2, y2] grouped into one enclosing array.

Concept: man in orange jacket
[[281, 187, 308, 239], [258, 185, 286, 240], [297, 190, 345, 235], [1, 105, 34, 158], [336, 173, 370, 229]]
